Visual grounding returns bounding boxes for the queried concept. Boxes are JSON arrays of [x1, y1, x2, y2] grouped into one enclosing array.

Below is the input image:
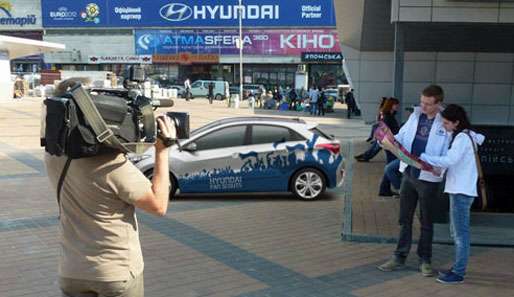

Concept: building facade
[[40, 0, 345, 89], [0, 0, 43, 73], [334, 0, 514, 126]]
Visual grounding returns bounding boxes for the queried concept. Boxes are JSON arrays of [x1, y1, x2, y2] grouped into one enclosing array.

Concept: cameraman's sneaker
[[437, 271, 464, 284], [377, 258, 405, 272], [420, 262, 434, 277]]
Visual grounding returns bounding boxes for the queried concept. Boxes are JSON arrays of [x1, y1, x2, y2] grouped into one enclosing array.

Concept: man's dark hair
[[422, 85, 444, 103]]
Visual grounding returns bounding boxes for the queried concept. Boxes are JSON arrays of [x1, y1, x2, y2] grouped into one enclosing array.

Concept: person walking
[[208, 82, 214, 104], [376, 98, 401, 196], [378, 85, 451, 277], [289, 87, 298, 110], [345, 89, 356, 119], [317, 87, 327, 116], [355, 97, 399, 163], [309, 86, 319, 116], [420, 104, 485, 284], [184, 78, 191, 101]]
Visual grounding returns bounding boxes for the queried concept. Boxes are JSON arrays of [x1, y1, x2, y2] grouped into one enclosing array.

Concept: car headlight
[[128, 154, 152, 164]]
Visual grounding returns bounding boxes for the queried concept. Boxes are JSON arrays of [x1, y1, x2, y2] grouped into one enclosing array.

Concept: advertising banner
[[42, 0, 335, 28], [0, 0, 41, 29], [135, 29, 341, 56]]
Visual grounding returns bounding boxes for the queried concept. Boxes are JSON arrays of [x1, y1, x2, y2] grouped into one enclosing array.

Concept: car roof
[[192, 117, 308, 136]]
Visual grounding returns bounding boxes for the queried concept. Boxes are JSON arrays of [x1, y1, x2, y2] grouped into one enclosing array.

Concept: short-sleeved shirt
[[45, 153, 152, 282], [408, 113, 435, 178]]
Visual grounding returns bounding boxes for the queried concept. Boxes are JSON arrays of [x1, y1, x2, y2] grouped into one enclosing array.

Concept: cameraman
[[45, 116, 176, 297]]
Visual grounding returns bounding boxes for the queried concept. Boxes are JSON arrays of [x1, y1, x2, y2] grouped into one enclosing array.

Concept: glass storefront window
[[309, 64, 347, 88]]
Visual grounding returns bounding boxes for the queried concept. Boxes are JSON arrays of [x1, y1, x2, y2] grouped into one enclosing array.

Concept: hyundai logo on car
[[159, 3, 192, 22]]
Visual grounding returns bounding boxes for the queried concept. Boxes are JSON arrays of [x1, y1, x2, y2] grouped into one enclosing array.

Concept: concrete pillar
[[393, 23, 405, 121], [0, 51, 13, 100]]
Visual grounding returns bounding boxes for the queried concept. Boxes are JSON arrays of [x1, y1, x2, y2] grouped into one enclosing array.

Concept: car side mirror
[[182, 142, 197, 152]]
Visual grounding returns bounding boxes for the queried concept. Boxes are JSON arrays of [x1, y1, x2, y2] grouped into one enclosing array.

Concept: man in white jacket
[[378, 85, 451, 277]]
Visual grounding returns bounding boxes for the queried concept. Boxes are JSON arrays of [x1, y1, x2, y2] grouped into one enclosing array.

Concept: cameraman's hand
[[155, 115, 177, 152]]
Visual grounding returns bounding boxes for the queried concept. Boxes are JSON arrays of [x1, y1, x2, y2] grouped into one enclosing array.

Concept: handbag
[[465, 132, 487, 210]]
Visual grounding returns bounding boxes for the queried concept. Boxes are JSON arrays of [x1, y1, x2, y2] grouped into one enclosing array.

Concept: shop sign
[[88, 55, 152, 64], [42, 0, 335, 27], [152, 53, 219, 65], [301, 52, 343, 63], [135, 29, 341, 56], [0, 1, 38, 27]]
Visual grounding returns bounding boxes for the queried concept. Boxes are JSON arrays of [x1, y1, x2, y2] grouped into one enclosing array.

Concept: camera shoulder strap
[[57, 156, 72, 215], [69, 84, 129, 153]]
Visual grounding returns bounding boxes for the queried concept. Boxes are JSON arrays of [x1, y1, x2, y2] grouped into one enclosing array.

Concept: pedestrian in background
[[378, 85, 450, 277], [184, 78, 191, 101], [248, 93, 256, 111], [366, 97, 388, 142], [208, 82, 214, 104], [420, 104, 485, 284], [377, 97, 401, 196], [355, 97, 398, 163], [289, 87, 298, 110], [309, 86, 319, 116], [317, 87, 327, 116], [345, 89, 356, 119], [14, 76, 25, 99]]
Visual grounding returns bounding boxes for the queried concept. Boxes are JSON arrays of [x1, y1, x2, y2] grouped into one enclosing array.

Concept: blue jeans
[[361, 141, 382, 160], [310, 102, 318, 115], [379, 159, 402, 194], [449, 194, 475, 277]]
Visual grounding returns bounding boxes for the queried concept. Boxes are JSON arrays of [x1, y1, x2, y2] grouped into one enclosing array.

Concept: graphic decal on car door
[[177, 134, 343, 193]]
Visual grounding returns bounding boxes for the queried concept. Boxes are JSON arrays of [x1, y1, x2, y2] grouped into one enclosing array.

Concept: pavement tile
[[0, 98, 512, 297]]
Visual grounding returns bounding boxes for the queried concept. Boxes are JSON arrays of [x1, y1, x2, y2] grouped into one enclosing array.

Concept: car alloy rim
[[295, 171, 323, 199]]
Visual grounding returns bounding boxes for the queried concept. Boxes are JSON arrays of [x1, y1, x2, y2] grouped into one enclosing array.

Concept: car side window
[[251, 125, 305, 145], [191, 81, 201, 88], [194, 125, 248, 151]]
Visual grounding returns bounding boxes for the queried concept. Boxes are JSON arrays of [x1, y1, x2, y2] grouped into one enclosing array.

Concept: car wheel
[[144, 169, 178, 198], [215, 94, 223, 100], [291, 168, 326, 200]]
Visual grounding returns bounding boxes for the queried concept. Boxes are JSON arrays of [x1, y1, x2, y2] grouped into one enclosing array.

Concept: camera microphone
[[152, 98, 174, 108]]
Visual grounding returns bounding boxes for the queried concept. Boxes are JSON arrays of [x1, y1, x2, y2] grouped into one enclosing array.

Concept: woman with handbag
[[419, 104, 485, 284]]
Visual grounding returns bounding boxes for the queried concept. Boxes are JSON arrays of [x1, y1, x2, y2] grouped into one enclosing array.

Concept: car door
[[190, 81, 205, 97], [240, 124, 306, 192], [172, 124, 250, 193]]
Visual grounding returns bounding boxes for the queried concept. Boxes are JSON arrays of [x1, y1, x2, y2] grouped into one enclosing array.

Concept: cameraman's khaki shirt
[[45, 153, 152, 282]]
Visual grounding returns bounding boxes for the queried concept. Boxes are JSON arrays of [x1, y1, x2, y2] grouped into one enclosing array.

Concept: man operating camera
[[45, 115, 176, 297]]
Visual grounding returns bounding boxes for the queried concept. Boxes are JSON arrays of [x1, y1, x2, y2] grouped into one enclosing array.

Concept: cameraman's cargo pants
[[60, 273, 143, 297]]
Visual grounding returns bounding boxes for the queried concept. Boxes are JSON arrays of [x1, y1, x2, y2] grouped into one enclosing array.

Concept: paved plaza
[[0, 97, 513, 297]]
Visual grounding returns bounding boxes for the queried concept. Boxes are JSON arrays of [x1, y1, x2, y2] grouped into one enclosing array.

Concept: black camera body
[[41, 66, 186, 158]]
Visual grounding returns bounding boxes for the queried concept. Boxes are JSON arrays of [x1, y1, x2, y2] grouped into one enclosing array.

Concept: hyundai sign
[[42, 0, 336, 27], [135, 29, 341, 56]]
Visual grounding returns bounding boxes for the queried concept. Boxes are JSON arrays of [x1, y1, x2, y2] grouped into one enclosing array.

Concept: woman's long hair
[[380, 97, 400, 115], [441, 104, 472, 146]]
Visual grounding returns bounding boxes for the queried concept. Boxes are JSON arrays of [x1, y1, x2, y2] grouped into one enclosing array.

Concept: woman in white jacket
[[420, 104, 485, 285]]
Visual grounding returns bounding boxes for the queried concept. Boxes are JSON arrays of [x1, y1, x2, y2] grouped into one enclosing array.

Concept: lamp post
[[238, 0, 243, 104]]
